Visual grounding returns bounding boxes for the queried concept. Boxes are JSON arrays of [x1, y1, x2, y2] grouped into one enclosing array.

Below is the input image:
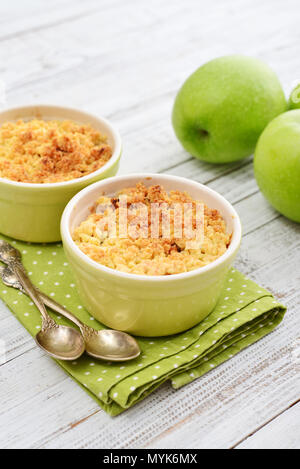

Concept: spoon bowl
[[85, 329, 140, 361], [0, 260, 141, 361], [36, 325, 85, 360]]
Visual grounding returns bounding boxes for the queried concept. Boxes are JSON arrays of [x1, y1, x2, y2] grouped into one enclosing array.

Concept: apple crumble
[[73, 183, 231, 276], [0, 119, 112, 183]]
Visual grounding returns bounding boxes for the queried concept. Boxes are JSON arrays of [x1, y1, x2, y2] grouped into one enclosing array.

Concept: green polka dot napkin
[[0, 235, 286, 416]]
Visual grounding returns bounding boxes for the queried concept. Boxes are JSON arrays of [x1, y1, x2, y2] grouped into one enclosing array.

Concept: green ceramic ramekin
[[61, 174, 242, 337], [0, 105, 122, 243]]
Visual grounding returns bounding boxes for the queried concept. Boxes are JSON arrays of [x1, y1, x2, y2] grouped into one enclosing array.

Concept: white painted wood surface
[[0, 0, 299, 449], [237, 403, 300, 449]]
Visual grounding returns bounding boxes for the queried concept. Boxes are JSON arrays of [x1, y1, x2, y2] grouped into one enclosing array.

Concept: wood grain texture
[[0, 0, 299, 449], [236, 402, 300, 449]]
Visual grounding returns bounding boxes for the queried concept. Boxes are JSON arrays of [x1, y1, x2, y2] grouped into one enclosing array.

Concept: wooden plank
[[0, 0, 113, 40], [1, 0, 297, 93], [0, 0, 299, 450], [0, 314, 34, 364], [0, 349, 102, 449], [236, 402, 300, 449]]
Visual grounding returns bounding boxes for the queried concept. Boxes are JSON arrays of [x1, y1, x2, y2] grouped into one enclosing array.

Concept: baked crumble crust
[[0, 119, 112, 183], [73, 183, 231, 276]]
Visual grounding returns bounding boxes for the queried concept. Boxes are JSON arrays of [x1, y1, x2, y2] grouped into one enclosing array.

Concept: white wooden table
[[0, 0, 299, 449]]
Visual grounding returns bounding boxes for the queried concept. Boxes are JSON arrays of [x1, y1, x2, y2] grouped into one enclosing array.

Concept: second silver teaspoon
[[0, 241, 140, 361]]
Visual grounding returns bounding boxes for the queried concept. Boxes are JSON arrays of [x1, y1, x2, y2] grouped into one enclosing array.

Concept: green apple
[[254, 110, 300, 223], [289, 84, 300, 109], [172, 55, 287, 163]]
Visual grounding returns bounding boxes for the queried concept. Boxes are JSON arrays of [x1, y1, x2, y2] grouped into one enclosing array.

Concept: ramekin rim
[[61, 173, 242, 282], [0, 105, 122, 189]]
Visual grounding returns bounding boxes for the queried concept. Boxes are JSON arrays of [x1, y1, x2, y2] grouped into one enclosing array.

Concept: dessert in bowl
[[0, 105, 121, 242], [61, 174, 242, 336], [72, 182, 231, 275]]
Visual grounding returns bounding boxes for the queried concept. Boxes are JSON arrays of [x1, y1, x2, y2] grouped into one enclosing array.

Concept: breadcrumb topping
[[0, 119, 112, 183], [73, 183, 231, 276]]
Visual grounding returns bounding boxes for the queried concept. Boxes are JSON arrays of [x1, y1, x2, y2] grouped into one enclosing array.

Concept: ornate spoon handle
[[0, 262, 89, 332], [11, 262, 57, 330], [37, 290, 87, 331]]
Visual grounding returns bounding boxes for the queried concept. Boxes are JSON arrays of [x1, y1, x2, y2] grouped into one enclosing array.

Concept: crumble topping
[[0, 119, 112, 183], [73, 183, 231, 276]]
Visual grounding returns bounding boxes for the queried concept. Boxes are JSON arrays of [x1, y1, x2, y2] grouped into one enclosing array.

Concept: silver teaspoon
[[0, 244, 140, 361], [0, 240, 85, 361]]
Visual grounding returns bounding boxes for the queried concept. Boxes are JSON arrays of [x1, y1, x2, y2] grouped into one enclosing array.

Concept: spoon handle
[[11, 263, 56, 329], [0, 262, 88, 332], [37, 290, 85, 330]]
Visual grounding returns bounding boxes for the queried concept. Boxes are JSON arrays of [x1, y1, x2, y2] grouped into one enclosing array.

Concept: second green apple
[[172, 55, 287, 163]]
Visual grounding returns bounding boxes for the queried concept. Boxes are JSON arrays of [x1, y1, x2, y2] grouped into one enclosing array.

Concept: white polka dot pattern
[[0, 238, 286, 416]]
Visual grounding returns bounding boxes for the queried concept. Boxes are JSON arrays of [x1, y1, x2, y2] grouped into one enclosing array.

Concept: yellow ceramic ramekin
[[0, 105, 122, 243], [61, 174, 242, 337]]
